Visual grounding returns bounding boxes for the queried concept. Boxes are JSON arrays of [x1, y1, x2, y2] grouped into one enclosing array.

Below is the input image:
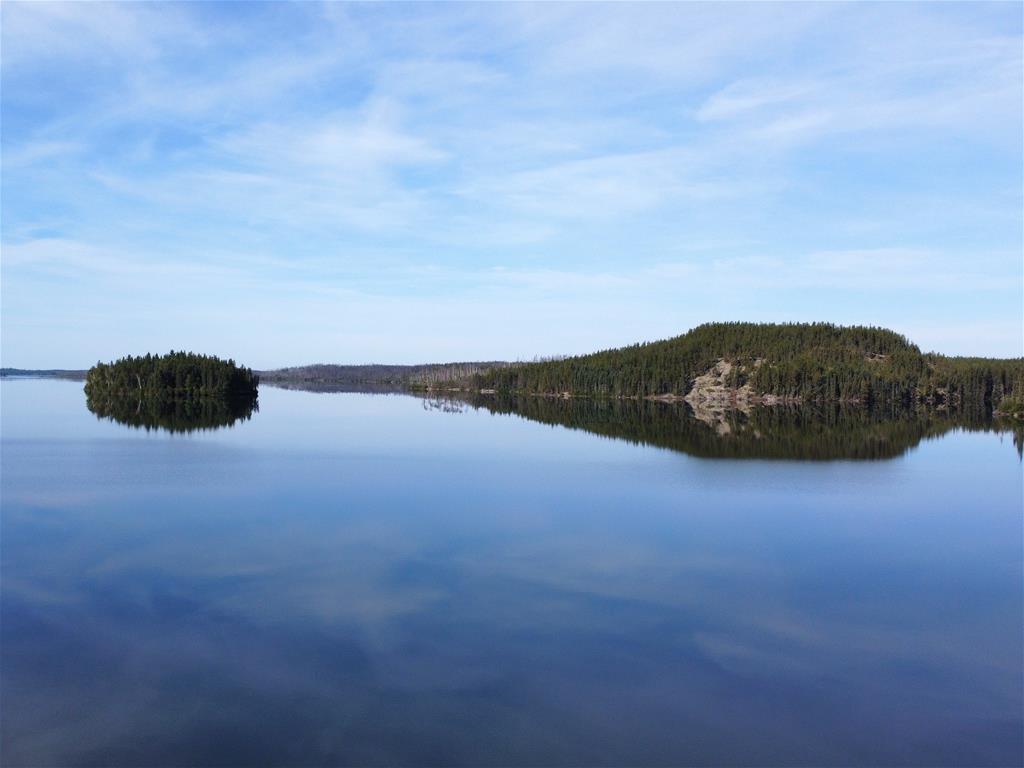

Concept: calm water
[[2, 379, 1021, 766]]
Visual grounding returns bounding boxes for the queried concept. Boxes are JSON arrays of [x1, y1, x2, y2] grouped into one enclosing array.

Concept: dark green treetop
[[471, 322, 1024, 411], [85, 351, 259, 400]]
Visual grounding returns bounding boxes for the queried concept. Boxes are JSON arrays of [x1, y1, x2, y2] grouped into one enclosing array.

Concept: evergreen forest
[[468, 322, 1024, 413], [85, 352, 259, 401]]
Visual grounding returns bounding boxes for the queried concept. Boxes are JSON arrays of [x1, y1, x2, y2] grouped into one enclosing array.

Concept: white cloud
[[697, 79, 819, 122], [1, 140, 83, 168], [456, 148, 747, 222], [694, 27, 1021, 147], [506, 2, 828, 83], [0, 1, 204, 67], [215, 99, 447, 173]]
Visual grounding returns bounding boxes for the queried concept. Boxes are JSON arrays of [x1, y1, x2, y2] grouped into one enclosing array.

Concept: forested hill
[[470, 322, 1024, 412]]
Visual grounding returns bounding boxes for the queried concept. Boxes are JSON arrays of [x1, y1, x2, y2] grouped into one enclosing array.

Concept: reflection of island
[[84, 351, 259, 433], [430, 393, 1023, 461], [86, 392, 257, 433]]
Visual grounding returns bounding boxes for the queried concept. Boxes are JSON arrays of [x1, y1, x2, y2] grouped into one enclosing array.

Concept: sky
[[1, 1, 1021, 368]]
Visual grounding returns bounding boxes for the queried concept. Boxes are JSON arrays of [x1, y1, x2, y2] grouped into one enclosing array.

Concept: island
[[84, 351, 259, 432]]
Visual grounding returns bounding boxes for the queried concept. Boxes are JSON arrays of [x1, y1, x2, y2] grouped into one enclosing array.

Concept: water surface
[[2, 379, 1021, 766]]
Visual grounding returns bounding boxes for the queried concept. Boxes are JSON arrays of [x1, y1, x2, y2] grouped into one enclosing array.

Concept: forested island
[[453, 322, 1024, 416], [84, 352, 259, 432], [85, 351, 258, 399]]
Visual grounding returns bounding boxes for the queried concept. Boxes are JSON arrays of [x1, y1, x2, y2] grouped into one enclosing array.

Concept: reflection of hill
[[85, 392, 257, 433], [440, 393, 1022, 460]]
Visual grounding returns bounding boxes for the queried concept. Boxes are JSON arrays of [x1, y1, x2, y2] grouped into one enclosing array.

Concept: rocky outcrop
[[684, 360, 755, 409], [684, 358, 800, 415]]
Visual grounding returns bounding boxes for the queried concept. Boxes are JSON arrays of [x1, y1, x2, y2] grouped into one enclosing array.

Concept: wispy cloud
[[0, 1, 205, 67]]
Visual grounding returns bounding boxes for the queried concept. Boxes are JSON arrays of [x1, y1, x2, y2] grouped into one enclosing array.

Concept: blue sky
[[2, 1, 1021, 368]]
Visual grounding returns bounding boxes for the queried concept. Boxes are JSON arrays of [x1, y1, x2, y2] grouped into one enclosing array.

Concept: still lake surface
[[2, 378, 1021, 766]]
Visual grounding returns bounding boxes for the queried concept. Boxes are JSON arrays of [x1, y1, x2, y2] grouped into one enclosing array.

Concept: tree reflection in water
[[425, 392, 1023, 461], [85, 392, 257, 433]]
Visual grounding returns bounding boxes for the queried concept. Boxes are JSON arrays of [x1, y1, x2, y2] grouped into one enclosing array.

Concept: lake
[[2, 378, 1021, 766]]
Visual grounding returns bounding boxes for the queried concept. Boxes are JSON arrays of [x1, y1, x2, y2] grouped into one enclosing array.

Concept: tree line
[[468, 322, 1024, 413], [260, 361, 510, 388], [85, 351, 259, 401]]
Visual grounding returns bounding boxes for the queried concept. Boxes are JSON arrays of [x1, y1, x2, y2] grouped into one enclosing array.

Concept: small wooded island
[[84, 352, 259, 432], [85, 351, 259, 399]]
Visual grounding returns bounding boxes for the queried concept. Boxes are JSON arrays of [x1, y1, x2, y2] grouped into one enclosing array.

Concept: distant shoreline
[[0, 369, 87, 380]]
